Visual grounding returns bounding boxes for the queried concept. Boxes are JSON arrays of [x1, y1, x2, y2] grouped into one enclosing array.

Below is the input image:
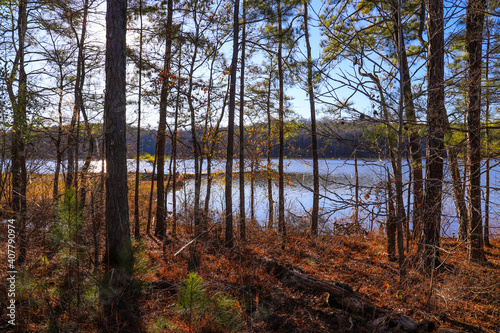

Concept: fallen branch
[[174, 223, 217, 257]]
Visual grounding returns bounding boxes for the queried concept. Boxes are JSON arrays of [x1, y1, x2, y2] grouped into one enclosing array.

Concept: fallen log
[[255, 256, 432, 332]]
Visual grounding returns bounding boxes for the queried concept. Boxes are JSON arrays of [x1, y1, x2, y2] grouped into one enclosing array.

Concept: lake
[[27, 158, 500, 237]]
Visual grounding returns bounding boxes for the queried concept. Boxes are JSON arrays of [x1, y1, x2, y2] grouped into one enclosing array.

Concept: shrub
[[176, 273, 245, 332]]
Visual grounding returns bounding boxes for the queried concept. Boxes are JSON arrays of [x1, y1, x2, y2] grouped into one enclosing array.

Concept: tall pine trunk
[[225, 0, 240, 248], [10, 0, 28, 264], [239, 0, 246, 241], [155, 0, 174, 238], [134, 0, 144, 239], [277, 0, 286, 247], [465, 0, 486, 262], [101, 0, 139, 329], [266, 72, 274, 229], [420, 0, 446, 268], [304, 1, 320, 237]]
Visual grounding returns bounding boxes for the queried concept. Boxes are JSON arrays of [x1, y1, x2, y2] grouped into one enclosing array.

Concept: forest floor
[[0, 175, 499, 332], [138, 227, 500, 333]]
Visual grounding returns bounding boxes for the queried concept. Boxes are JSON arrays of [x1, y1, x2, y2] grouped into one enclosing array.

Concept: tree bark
[[102, 0, 139, 330], [446, 144, 468, 240], [304, 1, 320, 237], [277, 0, 286, 247], [390, 0, 423, 241], [484, 16, 491, 247], [239, 1, 246, 241], [225, 0, 240, 248], [266, 72, 274, 229], [465, 0, 486, 262], [155, 0, 174, 238], [420, 0, 446, 268], [134, 0, 144, 239], [10, 0, 28, 264]]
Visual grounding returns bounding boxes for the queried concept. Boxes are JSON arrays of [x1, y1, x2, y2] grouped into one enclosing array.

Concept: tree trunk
[[446, 144, 468, 240], [266, 72, 274, 229], [277, 0, 286, 247], [11, 0, 28, 264], [66, 0, 89, 191], [420, 0, 446, 268], [155, 0, 174, 238], [146, 144, 157, 235], [239, 0, 246, 241], [304, 1, 320, 237], [54, 77, 65, 202], [172, 45, 181, 238], [134, 0, 144, 239], [387, 177, 397, 261], [484, 16, 491, 247], [465, 0, 486, 262], [101, 0, 139, 329], [390, 0, 423, 241], [225, 0, 240, 248], [188, 5, 203, 235]]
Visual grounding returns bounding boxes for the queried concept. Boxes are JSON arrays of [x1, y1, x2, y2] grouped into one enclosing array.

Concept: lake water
[[27, 158, 500, 237]]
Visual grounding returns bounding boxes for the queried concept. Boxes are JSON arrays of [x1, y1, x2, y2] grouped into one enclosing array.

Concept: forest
[[1, 0, 500, 332]]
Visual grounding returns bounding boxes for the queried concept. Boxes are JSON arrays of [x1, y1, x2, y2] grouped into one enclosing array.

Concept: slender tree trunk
[[390, 0, 423, 241], [74, 0, 93, 211], [465, 0, 486, 262], [54, 76, 65, 202], [421, 0, 446, 268], [304, 1, 320, 237], [354, 150, 359, 225], [155, 0, 174, 238], [11, 0, 28, 264], [239, 0, 246, 241], [395, 0, 406, 275], [250, 159, 255, 221], [266, 73, 274, 229], [387, 177, 397, 261], [446, 144, 468, 239], [484, 17, 491, 247], [172, 47, 181, 238], [205, 89, 228, 223], [67, 0, 89, 191], [277, 0, 286, 247], [225, 0, 240, 248], [146, 144, 157, 235], [188, 4, 203, 235], [134, 0, 144, 239]]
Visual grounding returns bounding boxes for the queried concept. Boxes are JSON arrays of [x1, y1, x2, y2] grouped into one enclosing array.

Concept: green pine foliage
[[50, 188, 84, 258], [176, 272, 245, 332]]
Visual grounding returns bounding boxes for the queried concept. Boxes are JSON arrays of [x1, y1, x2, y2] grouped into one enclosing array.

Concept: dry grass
[[0, 174, 499, 332]]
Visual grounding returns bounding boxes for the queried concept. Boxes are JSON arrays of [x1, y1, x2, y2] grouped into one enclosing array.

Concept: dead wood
[[255, 255, 433, 332]]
